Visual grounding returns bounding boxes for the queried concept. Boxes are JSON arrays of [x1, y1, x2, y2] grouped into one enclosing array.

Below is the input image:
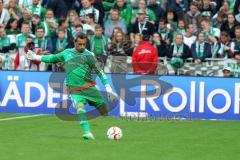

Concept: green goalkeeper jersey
[[41, 48, 109, 89]]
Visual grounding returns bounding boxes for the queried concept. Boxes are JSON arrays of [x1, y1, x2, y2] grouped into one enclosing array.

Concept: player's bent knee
[[97, 103, 109, 116]]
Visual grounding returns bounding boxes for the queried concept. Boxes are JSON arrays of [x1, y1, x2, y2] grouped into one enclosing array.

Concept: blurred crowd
[[0, 0, 239, 76]]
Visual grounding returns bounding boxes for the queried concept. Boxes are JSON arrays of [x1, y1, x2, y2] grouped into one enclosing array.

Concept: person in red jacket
[[132, 34, 158, 74]]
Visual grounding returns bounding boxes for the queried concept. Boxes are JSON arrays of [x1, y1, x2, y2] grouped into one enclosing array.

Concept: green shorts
[[70, 85, 106, 109]]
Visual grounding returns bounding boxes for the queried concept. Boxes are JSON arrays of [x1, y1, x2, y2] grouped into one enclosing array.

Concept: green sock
[[77, 108, 90, 133]]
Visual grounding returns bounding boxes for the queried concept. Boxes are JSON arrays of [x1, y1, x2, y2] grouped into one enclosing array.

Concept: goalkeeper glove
[[105, 84, 118, 102], [26, 50, 42, 61]]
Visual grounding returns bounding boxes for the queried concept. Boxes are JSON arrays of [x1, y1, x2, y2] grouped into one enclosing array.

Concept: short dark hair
[[235, 25, 240, 30], [159, 19, 166, 23], [142, 34, 150, 41], [58, 18, 67, 26], [32, 14, 40, 19], [95, 24, 102, 30], [75, 32, 87, 41], [186, 23, 193, 30], [87, 13, 94, 19], [37, 26, 44, 31], [190, 1, 198, 7], [75, 24, 83, 29], [221, 31, 229, 37], [196, 31, 204, 38], [22, 21, 29, 26], [58, 28, 65, 33], [111, 9, 119, 14]]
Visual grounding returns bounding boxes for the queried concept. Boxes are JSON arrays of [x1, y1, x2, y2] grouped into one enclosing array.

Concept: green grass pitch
[[0, 113, 240, 160]]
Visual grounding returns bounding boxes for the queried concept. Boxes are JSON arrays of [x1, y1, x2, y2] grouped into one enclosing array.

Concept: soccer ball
[[107, 126, 122, 140]]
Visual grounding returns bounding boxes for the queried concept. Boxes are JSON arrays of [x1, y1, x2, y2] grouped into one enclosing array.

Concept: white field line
[[0, 114, 45, 121]]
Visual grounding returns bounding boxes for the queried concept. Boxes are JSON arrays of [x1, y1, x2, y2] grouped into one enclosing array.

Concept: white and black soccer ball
[[107, 126, 122, 140]]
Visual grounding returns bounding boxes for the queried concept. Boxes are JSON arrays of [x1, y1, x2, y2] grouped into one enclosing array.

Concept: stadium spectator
[[16, 21, 35, 70], [212, 8, 225, 28], [54, 28, 74, 54], [8, 0, 22, 21], [5, 18, 19, 36], [130, 33, 143, 52], [168, 0, 185, 21], [152, 32, 170, 57], [29, 0, 47, 19], [0, 25, 11, 57], [184, 23, 197, 48], [47, 0, 68, 18], [214, 31, 233, 58], [111, 27, 124, 40], [199, 0, 217, 18], [0, 25, 18, 70], [184, 2, 201, 29], [43, 9, 58, 37], [0, 0, 239, 76], [158, 19, 173, 45], [68, 10, 81, 37], [82, 13, 96, 33], [166, 10, 178, 32], [208, 34, 219, 58], [147, 0, 165, 27], [191, 32, 212, 64], [54, 18, 74, 43], [201, 18, 221, 41], [81, 0, 105, 25], [104, 0, 131, 24], [34, 26, 53, 55], [213, 1, 231, 21], [104, 9, 127, 38], [131, 0, 156, 24], [31, 14, 41, 35], [174, 19, 186, 36], [113, 0, 132, 29], [169, 33, 191, 68], [108, 29, 130, 56], [131, 9, 155, 38], [51, 28, 73, 71], [89, 24, 109, 67], [17, 8, 31, 30], [221, 13, 239, 39], [18, 0, 33, 9], [132, 34, 158, 74], [79, 0, 100, 24], [0, 0, 10, 26], [230, 25, 240, 60]]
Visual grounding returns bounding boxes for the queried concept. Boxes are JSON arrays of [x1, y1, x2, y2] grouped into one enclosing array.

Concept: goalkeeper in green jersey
[[26, 33, 118, 140]]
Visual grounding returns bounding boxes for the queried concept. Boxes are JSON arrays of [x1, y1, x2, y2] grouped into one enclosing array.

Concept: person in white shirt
[[79, 0, 99, 24], [184, 23, 196, 48]]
